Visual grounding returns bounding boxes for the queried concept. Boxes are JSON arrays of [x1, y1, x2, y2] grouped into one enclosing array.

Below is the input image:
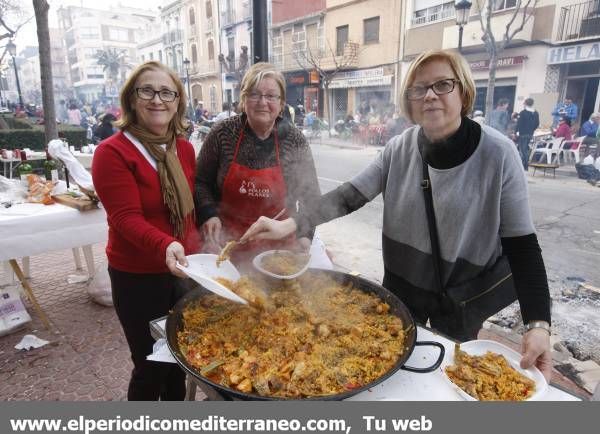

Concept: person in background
[[57, 99, 68, 123], [472, 109, 486, 126], [489, 98, 510, 134], [92, 61, 199, 400], [516, 98, 540, 170], [552, 96, 578, 128], [581, 112, 600, 145], [195, 62, 321, 267], [93, 113, 118, 143], [241, 49, 552, 381], [554, 116, 572, 141], [213, 102, 234, 122], [194, 100, 204, 122], [506, 112, 519, 142], [67, 103, 82, 126]]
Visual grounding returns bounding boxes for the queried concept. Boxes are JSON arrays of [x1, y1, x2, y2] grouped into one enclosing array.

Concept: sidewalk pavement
[[0, 241, 590, 400]]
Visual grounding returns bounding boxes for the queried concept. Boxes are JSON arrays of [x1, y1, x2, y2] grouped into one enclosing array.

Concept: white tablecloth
[[0, 202, 107, 261]]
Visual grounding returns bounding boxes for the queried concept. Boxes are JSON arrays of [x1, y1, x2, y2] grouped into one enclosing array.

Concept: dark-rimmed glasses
[[135, 87, 179, 102], [406, 79, 458, 100], [248, 92, 281, 103]]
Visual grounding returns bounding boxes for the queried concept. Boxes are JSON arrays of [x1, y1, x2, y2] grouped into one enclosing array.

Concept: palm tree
[[94, 48, 130, 85]]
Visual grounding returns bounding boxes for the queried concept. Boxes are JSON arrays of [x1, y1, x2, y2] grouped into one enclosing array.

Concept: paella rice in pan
[[177, 272, 407, 398]]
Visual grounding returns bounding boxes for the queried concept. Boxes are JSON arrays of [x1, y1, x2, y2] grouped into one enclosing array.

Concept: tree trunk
[[33, 0, 58, 143], [485, 47, 498, 124], [323, 83, 331, 138]]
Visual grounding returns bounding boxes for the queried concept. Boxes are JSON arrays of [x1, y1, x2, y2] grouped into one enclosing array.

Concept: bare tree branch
[[505, 0, 537, 44]]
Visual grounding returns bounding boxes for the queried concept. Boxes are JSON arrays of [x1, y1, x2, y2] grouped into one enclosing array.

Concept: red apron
[[219, 123, 295, 265]]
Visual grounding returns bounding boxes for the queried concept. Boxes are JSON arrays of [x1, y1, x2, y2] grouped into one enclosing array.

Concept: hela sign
[[548, 42, 600, 64]]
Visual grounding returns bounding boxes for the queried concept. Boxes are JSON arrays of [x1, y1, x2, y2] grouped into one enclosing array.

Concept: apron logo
[[239, 180, 271, 198]]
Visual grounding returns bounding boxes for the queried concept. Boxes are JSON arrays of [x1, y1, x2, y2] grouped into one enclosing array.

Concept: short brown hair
[[399, 50, 475, 123], [116, 61, 189, 134], [238, 62, 286, 114]]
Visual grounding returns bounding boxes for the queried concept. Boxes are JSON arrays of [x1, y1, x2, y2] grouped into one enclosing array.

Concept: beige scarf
[[127, 124, 195, 238]]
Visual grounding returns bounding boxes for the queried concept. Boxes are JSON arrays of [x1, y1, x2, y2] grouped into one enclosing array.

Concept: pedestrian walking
[[516, 98, 540, 170]]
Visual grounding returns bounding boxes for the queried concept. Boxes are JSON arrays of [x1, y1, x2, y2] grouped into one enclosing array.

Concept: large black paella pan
[[166, 269, 444, 400]]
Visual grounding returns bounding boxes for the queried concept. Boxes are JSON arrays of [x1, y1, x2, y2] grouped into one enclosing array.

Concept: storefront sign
[[333, 67, 384, 80], [547, 42, 600, 64], [329, 75, 392, 89], [309, 70, 320, 84], [469, 56, 526, 70], [283, 71, 309, 85]]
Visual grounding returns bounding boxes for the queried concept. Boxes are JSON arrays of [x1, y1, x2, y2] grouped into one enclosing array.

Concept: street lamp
[[182, 57, 194, 120], [455, 0, 472, 53], [6, 40, 24, 108]]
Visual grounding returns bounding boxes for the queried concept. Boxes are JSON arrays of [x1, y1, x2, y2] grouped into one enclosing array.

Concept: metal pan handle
[[400, 341, 445, 373]]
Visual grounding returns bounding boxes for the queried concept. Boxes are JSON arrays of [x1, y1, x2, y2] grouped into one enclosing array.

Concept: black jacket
[[516, 109, 540, 136]]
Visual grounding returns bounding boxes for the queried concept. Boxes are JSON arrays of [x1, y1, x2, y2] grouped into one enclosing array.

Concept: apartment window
[[189, 7, 195, 25], [149, 52, 153, 60], [336, 25, 349, 56], [363, 17, 379, 44], [191, 44, 198, 64], [272, 29, 283, 68], [412, 1, 456, 26], [209, 85, 217, 113], [207, 39, 214, 60], [206, 1, 212, 18], [228, 36, 235, 59], [108, 27, 129, 42], [159, 50, 163, 62], [141, 54, 145, 62], [493, 0, 517, 11]]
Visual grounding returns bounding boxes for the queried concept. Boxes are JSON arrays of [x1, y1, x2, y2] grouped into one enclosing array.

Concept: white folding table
[[0, 202, 108, 328]]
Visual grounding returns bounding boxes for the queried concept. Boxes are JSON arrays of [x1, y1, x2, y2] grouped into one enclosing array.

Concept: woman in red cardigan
[[92, 61, 199, 400]]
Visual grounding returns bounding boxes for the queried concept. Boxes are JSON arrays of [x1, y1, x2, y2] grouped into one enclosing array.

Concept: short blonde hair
[[116, 61, 189, 134], [399, 50, 475, 123], [239, 62, 286, 114]]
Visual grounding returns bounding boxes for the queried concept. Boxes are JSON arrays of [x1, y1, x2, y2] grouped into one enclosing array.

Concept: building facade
[[402, 0, 594, 129], [218, 0, 252, 105], [183, 0, 222, 115], [323, 0, 404, 122], [271, 0, 325, 114], [57, 4, 158, 103]]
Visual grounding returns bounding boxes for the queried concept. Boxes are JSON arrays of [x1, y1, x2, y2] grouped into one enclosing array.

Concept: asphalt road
[[310, 143, 600, 288]]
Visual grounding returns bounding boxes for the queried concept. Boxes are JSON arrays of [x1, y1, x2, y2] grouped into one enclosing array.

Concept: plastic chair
[[561, 138, 583, 164], [530, 137, 564, 164]]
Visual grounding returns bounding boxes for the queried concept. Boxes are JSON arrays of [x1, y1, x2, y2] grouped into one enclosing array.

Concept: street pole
[[252, 0, 268, 63], [186, 70, 193, 120], [11, 56, 24, 108], [458, 25, 464, 53]]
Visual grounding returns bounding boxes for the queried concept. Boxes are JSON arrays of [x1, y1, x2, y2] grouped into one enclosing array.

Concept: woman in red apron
[[195, 62, 321, 268]]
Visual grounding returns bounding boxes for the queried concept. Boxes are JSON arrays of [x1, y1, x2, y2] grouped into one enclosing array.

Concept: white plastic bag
[[86, 260, 113, 306], [0, 285, 31, 336]]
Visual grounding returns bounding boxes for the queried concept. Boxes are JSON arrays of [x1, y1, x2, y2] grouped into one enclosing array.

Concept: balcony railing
[[557, 0, 600, 41], [162, 29, 183, 46], [340, 41, 359, 68]]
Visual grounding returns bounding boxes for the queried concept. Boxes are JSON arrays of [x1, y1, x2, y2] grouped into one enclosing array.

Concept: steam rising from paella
[[177, 272, 407, 398]]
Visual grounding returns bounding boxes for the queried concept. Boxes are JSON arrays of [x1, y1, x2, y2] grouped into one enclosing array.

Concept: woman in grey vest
[[240, 50, 552, 381]]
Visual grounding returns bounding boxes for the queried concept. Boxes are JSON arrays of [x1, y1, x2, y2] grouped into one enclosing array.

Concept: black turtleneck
[[418, 116, 481, 169]]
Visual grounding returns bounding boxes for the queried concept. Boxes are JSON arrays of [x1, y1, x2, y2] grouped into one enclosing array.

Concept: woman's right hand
[[202, 217, 222, 247], [239, 216, 297, 243]]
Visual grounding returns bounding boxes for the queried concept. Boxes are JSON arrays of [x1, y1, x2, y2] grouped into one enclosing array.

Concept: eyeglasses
[[135, 87, 179, 102], [247, 92, 281, 103], [405, 79, 458, 100]]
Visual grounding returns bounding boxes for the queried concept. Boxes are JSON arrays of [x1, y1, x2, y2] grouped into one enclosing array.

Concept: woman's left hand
[[166, 241, 188, 278], [520, 328, 552, 382]]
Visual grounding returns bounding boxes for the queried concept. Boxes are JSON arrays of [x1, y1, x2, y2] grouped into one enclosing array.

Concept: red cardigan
[[92, 131, 200, 273]]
